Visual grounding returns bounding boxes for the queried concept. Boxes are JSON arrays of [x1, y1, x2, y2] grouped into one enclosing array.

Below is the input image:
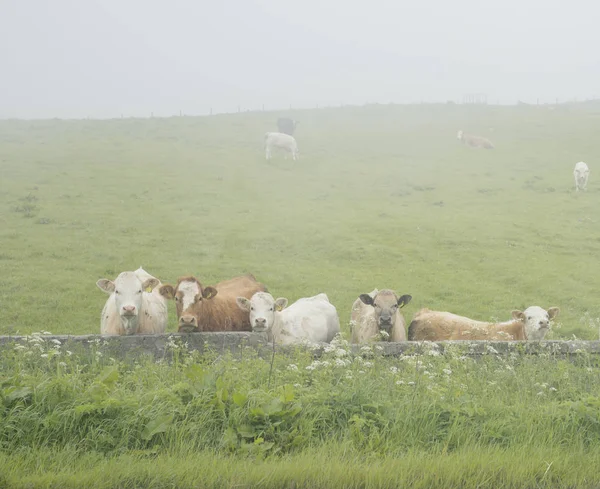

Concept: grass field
[[3, 103, 600, 488], [1, 103, 600, 338]]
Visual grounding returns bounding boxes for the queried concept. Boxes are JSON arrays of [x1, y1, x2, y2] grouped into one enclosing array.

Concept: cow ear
[[142, 278, 160, 293], [236, 297, 251, 311], [512, 310, 526, 321], [202, 286, 218, 300], [398, 295, 412, 308], [359, 294, 374, 306], [547, 307, 560, 320], [96, 279, 115, 294], [159, 284, 175, 300], [275, 298, 288, 311]]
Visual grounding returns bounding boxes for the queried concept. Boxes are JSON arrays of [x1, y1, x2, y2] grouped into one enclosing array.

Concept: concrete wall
[[2, 333, 600, 360]]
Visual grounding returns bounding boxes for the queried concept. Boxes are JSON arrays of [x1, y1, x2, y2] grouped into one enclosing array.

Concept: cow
[[457, 130, 494, 149], [158, 273, 267, 333], [236, 292, 340, 345], [265, 132, 299, 161], [96, 267, 168, 335], [574, 161, 590, 192], [277, 117, 299, 136], [408, 306, 560, 341], [350, 289, 412, 343]]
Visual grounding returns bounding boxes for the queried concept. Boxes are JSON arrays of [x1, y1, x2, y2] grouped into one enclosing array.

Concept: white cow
[[574, 161, 590, 192], [265, 132, 299, 161], [351, 289, 412, 343], [236, 292, 340, 345], [96, 267, 168, 335]]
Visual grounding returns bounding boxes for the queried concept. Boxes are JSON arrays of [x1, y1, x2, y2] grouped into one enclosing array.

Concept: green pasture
[[1, 103, 600, 338]]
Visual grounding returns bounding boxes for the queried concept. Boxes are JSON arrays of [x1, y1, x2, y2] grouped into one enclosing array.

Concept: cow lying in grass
[[96, 267, 167, 335], [408, 306, 560, 341], [159, 274, 267, 332], [351, 289, 412, 343], [236, 292, 340, 345], [457, 130, 494, 149]]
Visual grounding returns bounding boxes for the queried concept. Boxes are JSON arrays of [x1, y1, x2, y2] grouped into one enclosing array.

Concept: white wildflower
[[51, 339, 62, 346], [40, 354, 48, 358], [549, 387, 557, 392], [59, 362, 67, 368], [287, 364, 299, 372], [485, 345, 499, 354], [408, 381, 415, 386], [379, 330, 390, 339], [537, 391, 544, 396], [442, 369, 452, 375], [294, 383, 302, 388], [306, 365, 316, 371], [375, 345, 384, 351], [427, 350, 441, 357], [14, 345, 26, 351], [66, 350, 72, 356], [363, 361, 373, 368], [358, 370, 365, 374], [396, 380, 405, 385], [390, 366, 399, 374], [95, 351, 103, 357], [335, 348, 347, 358]]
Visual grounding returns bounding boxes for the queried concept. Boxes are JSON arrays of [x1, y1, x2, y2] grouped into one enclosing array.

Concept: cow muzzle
[[253, 318, 267, 332], [178, 315, 198, 333], [122, 305, 137, 317]]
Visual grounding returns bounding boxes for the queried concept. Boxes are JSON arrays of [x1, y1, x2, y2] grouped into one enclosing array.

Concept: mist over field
[[4, 2, 600, 487], [2, 0, 600, 118]]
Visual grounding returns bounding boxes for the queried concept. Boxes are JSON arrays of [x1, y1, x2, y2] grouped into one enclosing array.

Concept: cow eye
[[251, 307, 254, 311], [269, 307, 273, 311], [115, 290, 120, 295], [174, 297, 179, 301], [527, 316, 531, 320], [137, 290, 142, 294]]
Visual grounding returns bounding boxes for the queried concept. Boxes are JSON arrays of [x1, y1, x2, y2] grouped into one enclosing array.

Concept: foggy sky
[[1, 0, 599, 119]]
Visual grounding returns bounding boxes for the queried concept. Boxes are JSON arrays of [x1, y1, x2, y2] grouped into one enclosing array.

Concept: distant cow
[[408, 306, 560, 341], [96, 267, 168, 335], [277, 117, 298, 136], [265, 132, 299, 161], [159, 274, 267, 332], [457, 130, 494, 149], [574, 161, 590, 192], [236, 292, 340, 345], [351, 289, 412, 343]]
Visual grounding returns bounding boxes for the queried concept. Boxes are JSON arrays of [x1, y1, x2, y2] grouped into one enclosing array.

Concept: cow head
[[159, 276, 218, 332], [97, 271, 160, 335], [358, 289, 412, 336], [513, 306, 560, 341], [236, 292, 287, 334]]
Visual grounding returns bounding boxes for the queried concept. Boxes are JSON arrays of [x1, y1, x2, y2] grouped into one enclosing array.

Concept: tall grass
[[2, 336, 600, 486]]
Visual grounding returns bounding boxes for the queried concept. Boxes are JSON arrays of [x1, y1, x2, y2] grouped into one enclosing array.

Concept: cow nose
[[179, 315, 197, 326], [255, 318, 267, 328], [380, 317, 392, 325], [122, 305, 136, 314]]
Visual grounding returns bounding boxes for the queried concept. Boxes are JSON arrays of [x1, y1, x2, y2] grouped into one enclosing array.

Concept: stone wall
[[1, 333, 600, 359]]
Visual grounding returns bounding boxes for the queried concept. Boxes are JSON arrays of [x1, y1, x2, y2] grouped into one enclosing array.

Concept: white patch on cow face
[[523, 306, 553, 340], [246, 292, 278, 332], [112, 272, 145, 334], [178, 280, 201, 312]]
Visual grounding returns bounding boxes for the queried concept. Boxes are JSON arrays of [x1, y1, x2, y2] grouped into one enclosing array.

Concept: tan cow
[[457, 130, 494, 149], [159, 273, 267, 332], [408, 306, 560, 341], [351, 289, 412, 343]]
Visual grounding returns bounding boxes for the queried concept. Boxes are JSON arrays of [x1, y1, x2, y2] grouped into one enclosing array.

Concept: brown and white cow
[[159, 273, 267, 332], [350, 289, 412, 343], [408, 306, 560, 341]]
